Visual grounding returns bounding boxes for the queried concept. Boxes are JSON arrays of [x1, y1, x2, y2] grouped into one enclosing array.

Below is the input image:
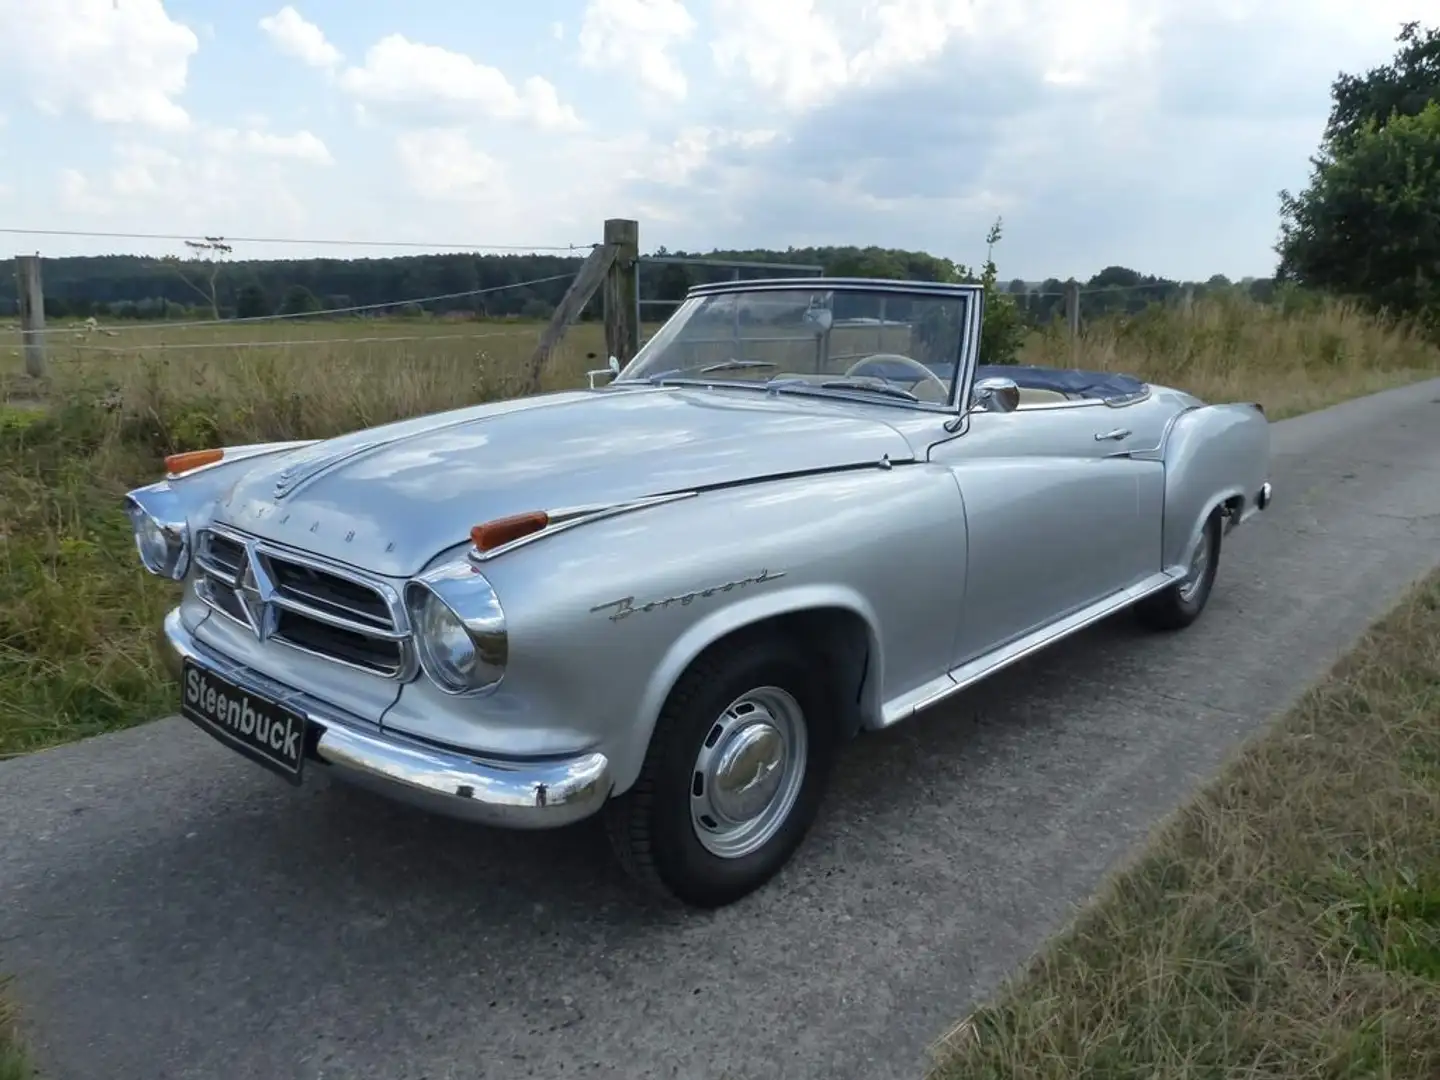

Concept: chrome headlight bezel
[[404, 562, 508, 697], [123, 484, 192, 581]]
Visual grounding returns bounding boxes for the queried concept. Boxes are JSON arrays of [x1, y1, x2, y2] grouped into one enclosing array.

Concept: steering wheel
[[844, 353, 949, 402]]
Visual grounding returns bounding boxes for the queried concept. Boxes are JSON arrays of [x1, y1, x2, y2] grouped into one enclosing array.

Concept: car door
[[930, 398, 1166, 665]]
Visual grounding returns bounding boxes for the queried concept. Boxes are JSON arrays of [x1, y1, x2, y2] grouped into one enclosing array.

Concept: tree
[[962, 219, 1027, 366], [235, 284, 268, 319], [163, 236, 232, 319], [1326, 21, 1440, 146], [1277, 23, 1440, 325], [278, 284, 321, 316]]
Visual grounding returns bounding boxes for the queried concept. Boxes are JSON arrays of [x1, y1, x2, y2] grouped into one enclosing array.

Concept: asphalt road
[[4, 378, 1440, 1080]]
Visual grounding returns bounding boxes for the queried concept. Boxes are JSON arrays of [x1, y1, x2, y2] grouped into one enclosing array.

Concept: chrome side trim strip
[[879, 568, 1186, 726]]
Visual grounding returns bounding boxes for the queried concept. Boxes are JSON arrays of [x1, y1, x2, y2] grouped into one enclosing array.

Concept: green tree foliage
[[0, 236, 1262, 339], [1277, 22, 1440, 325], [277, 284, 322, 316], [234, 284, 268, 319], [1325, 21, 1440, 145]]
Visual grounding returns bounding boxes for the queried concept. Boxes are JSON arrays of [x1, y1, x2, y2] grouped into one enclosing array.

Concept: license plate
[[180, 657, 309, 784]]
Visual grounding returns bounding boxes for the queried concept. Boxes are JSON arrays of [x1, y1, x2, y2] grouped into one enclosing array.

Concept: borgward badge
[[236, 542, 280, 642]]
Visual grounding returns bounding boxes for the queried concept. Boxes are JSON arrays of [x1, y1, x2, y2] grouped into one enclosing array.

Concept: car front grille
[[193, 526, 410, 678]]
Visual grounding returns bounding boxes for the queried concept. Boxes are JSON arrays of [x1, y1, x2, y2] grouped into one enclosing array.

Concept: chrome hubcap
[[1178, 527, 1211, 602], [690, 686, 808, 859]]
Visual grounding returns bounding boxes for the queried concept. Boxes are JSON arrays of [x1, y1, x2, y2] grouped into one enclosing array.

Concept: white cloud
[[258, 5, 342, 69], [645, 126, 780, 185], [0, 0, 198, 129], [579, 0, 697, 101], [201, 127, 334, 165], [708, 0, 1164, 110], [55, 133, 321, 231], [394, 129, 506, 203], [337, 34, 581, 130]]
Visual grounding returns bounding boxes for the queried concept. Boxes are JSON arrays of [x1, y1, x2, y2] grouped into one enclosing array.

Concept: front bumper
[[158, 607, 613, 829]]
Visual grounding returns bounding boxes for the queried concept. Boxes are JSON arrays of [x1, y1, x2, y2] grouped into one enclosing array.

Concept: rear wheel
[[1136, 510, 1221, 631], [603, 633, 837, 908]]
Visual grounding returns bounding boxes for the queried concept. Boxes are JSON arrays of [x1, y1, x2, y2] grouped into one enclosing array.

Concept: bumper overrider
[[159, 608, 613, 828]]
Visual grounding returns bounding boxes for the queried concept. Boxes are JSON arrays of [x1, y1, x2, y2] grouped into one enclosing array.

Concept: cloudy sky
[[0, 0, 1431, 281]]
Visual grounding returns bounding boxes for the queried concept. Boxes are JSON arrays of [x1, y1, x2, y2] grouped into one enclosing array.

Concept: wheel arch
[[1159, 403, 1270, 569], [618, 585, 884, 793]]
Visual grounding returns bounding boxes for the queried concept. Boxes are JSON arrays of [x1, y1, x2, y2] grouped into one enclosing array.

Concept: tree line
[[0, 243, 1272, 328]]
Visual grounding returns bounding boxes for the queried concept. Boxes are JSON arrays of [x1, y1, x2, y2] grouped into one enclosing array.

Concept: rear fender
[[1158, 404, 1270, 569]]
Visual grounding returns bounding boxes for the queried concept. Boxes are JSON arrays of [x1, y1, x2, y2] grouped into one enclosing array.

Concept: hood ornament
[[271, 441, 384, 501]]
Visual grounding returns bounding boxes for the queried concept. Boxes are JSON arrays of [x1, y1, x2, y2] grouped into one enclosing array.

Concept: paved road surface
[[4, 378, 1439, 1080]]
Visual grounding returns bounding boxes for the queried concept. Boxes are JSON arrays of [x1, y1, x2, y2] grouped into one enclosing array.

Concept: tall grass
[[1, 296, 1438, 757]]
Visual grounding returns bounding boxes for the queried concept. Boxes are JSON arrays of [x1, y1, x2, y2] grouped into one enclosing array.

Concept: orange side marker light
[[164, 448, 225, 475], [471, 511, 549, 553]]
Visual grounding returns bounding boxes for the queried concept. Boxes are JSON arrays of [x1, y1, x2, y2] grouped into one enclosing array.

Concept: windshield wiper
[[646, 359, 777, 385], [699, 359, 777, 374], [816, 379, 919, 402]]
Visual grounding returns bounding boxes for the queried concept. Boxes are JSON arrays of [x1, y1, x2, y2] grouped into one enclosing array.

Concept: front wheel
[[603, 633, 837, 908], [1136, 510, 1221, 631]]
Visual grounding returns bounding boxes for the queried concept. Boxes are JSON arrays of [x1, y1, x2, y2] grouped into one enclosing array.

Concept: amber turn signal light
[[470, 511, 549, 552], [164, 448, 224, 475]]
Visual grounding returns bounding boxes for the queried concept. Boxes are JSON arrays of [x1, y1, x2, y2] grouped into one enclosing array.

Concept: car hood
[[214, 385, 916, 577]]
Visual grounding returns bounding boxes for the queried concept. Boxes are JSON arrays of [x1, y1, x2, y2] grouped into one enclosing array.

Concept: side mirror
[[587, 354, 623, 389], [969, 375, 1020, 414], [946, 374, 1020, 432]]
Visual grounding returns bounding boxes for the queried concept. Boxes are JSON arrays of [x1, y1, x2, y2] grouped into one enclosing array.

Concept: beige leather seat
[[1014, 387, 1070, 406]]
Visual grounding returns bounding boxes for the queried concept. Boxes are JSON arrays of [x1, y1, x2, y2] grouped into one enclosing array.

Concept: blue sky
[[0, 0, 1432, 281]]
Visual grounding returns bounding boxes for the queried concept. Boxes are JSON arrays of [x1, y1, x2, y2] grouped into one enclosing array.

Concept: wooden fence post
[[15, 254, 47, 378], [522, 235, 618, 396], [1063, 279, 1081, 361], [602, 218, 639, 367]]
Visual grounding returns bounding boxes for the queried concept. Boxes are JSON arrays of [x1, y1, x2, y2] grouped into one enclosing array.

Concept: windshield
[[612, 285, 971, 408]]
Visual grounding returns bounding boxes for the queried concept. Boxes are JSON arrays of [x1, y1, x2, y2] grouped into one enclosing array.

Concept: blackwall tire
[[603, 633, 837, 908], [1137, 510, 1222, 632]]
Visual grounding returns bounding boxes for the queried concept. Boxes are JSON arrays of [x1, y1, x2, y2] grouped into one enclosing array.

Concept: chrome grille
[[193, 526, 411, 678]]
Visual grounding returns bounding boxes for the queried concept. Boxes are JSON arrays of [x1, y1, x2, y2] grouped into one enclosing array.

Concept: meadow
[[3, 294, 1439, 758]]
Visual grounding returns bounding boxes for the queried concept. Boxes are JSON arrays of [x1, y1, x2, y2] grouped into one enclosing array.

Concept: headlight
[[405, 564, 508, 695], [123, 487, 191, 580]]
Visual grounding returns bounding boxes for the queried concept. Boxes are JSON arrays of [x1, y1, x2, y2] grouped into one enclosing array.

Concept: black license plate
[[180, 657, 309, 783]]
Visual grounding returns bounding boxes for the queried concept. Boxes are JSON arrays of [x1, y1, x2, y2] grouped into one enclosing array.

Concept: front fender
[[633, 582, 886, 762], [421, 463, 969, 794], [1159, 403, 1270, 568]]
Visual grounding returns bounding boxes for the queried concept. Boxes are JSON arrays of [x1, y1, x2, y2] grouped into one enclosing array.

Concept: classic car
[[124, 277, 1273, 908]]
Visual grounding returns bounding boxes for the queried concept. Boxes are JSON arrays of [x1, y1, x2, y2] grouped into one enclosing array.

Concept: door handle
[[1094, 428, 1131, 441]]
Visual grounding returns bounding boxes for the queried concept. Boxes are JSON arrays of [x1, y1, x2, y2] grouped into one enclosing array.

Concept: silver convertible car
[[125, 277, 1273, 908]]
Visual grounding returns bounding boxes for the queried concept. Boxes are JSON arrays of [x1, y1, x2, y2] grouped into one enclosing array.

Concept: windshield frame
[[609, 277, 985, 415]]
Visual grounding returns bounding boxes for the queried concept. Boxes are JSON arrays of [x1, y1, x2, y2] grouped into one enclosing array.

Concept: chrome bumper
[[158, 608, 613, 829]]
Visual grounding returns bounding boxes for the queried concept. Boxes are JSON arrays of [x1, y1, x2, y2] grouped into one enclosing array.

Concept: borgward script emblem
[[236, 542, 280, 642]]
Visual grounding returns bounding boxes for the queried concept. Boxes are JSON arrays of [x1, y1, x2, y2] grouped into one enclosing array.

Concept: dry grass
[[1026, 292, 1440, 419], [0, 294, 1438, 759], [928, 567, 1440, 1080], [0, 982, 30, 1080]]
